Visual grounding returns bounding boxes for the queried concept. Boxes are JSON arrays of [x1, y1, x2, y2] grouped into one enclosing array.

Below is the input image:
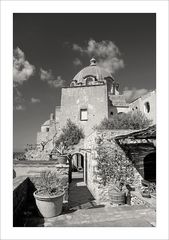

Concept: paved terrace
[[24, 173, 156, 227]]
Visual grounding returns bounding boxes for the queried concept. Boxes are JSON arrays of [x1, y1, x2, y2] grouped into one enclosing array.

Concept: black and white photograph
[[0, 1, 169, 239], [13, 13, 156, 227]]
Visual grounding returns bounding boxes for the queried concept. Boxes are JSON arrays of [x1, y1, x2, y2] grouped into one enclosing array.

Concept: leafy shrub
[[96, 140, 135, 191], [95, 111, 152, 130], [55, 119, 84, 153]]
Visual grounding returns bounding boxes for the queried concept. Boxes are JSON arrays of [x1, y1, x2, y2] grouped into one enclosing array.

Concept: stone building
[[27, 58, 156, 162], [128, 90, 156, 124]]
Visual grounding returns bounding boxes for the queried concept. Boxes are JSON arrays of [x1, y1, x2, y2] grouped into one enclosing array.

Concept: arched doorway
[[69, 153, 85, 182], [143, 152, 156, 183], [72, 153, 84, 172]]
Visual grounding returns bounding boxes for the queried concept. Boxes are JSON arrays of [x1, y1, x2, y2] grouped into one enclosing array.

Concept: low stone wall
[[13, 176, 30, 226], [13, 160, 69, 203], [84, 130, 143, 204]]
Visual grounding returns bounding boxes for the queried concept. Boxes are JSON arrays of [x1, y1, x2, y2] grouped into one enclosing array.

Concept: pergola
[[115, 125, 156, 183]]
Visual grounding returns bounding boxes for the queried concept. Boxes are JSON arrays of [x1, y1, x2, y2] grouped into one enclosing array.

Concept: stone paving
[[68, 174, 97, 210], [43, 205, 155, 227], [24, 173, 156, 227]]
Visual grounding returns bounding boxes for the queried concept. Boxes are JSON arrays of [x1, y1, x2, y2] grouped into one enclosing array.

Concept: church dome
[[70, 58, 114, 87]]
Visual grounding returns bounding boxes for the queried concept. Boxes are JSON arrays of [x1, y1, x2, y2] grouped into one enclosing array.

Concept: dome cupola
[[70, 58, 114, 87], [90, 57, 97, 66]]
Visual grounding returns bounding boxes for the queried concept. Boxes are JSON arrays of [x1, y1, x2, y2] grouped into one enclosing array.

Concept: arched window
[[144, 102, 150, 113], [85, 76, 94, 85]]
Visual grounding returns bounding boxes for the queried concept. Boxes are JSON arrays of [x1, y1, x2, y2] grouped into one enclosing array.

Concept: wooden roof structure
[[115, 125, 156, 181], [115, 125, 156, 141]]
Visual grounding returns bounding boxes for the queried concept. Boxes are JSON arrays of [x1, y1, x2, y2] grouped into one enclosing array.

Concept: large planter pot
[[57, 155, 67, 164], [109, 190, 126, 205], [33, 190, 65, 218]]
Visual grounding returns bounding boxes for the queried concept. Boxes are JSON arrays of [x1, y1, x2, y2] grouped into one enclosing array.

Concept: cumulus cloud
[[40, 68, 66, 88], [13, 47, 35, 86], [73, 39, 124, 74], [31, 97, 40, 103], [73, 58, 82, 66], [123, 88, 149, 103]]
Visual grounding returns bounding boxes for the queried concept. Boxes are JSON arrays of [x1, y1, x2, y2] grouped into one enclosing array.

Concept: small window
[[86, 77, 94, 85], [144, 102, 150, 113], [110, 111, 113, 116], [80, 109, 88, 121], [46, 127, 49, 132]]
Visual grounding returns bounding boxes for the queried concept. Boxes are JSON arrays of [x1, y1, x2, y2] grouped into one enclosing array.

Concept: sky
[[13, 13, 156, 151]]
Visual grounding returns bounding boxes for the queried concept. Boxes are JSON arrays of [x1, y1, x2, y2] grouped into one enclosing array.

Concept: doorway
[[71, 153, 84, 180], [143, 152, 156, 183]]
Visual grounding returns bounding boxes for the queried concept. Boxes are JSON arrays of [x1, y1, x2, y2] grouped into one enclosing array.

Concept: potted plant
[[96, 139, 135, 205], [33, 171, 65, 218], [54, 141, 68, 164]]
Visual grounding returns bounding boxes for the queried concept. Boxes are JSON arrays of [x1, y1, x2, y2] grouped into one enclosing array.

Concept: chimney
[[50, 113, 54, 120]]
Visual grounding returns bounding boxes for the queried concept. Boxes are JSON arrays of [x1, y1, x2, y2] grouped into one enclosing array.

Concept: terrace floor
[[23, 172, 156, 227]]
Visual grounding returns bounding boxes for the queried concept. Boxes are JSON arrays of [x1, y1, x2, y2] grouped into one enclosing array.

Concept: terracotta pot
[[57, 155, 67, 164], [33, 190, 65, 218]]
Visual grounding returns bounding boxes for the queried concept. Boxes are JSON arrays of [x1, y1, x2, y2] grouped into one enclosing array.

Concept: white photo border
[[0, 1, 168, 239]]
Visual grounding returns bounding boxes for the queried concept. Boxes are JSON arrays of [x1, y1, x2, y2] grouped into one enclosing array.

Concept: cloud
[[40, 68, 53, 81], [31, 97, 40, 103], [73, 58, 82, 66], [40, 68, 66, 88], [122, 88, 149, 103], [73, 39, 124, 74], [13, 47, 35, 86], [13, 88, 26, 111], [73, 44, 83, 53], [15, 105, 25, 111]]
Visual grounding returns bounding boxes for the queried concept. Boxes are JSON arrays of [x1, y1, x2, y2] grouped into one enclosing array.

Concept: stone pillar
[[84, 153, 87, 184], [72, 155, 78, 169], [78, 154, 82, 168]]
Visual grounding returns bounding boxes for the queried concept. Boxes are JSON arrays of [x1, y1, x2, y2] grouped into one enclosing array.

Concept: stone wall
[[84, 130, 143, 204], [13, 176, 30, 226], [13, 161, 69, 203], [60, 85, 108, 137], [129, 90, 156, 124]]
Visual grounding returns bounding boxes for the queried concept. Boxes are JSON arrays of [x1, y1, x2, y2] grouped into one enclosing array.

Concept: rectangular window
[[80, 109, 88, 121]]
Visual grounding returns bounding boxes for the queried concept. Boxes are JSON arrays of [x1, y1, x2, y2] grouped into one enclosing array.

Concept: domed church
[[33, 57, 155, 159], [36, 58, 129, 151]]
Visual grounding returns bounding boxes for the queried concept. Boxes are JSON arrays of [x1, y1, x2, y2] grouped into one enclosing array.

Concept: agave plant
[[36, 171, 64, 197], [54, 142, 67, 155]]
